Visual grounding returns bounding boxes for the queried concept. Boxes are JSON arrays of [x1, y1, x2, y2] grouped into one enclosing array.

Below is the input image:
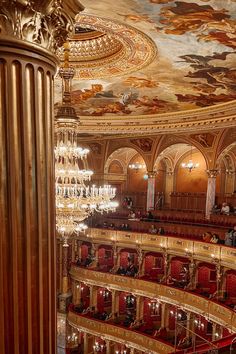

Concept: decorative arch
[[153, 135, 210, 171]]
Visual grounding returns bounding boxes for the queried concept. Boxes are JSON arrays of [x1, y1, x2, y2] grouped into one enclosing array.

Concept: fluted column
[[219, 268, 227, 299], [91, 243, 99, 266], [111, 290, 119, 318], [161, 303, 168, 328], [83, 332, 88, 354], [105, 340, 111, 354], [62, 246, 69, 294], [205, 169, 218, 219], [163, 253, 172, 283], [216, 264, 222, 300], [77, 240, 82, 260], [89, 285, 98, 310], [146, 171, 156, 211], [137, 247, 144, 276], [189, 259, 197, 290], [135, 296, 144, 321], [0, 2, 83, 354], [164, 171, 174, 207]]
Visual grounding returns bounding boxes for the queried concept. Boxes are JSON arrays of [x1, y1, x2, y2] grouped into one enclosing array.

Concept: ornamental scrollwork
[[0, 0, 84, 52]]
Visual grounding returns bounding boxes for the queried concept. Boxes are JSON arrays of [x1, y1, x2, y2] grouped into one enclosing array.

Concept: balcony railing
[[84, 228, 236, 270], [68, 311, 174, 354], [70, 266, 236, 331]]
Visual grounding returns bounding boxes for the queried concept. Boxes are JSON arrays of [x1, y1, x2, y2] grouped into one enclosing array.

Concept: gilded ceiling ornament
[[0, 0, 84, 52], [57, 14, 157, 79]]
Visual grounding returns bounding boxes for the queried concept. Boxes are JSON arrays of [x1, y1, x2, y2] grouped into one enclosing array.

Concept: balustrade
[[81, 228, 236, 271], [66, 228, 236, 353], [70, 266, 236, 332], [68, 311, 174, 354]]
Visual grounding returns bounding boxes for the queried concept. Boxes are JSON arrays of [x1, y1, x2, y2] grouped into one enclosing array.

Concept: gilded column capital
[[147, 170, 157, 178], [0, 0, 84, 52], [206, 169, 219, 178]]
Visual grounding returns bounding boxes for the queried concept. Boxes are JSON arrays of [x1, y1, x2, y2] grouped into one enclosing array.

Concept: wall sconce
[[211, 254, 219, 263], [185, 248, 192, 257], [93, 342, 104, 352]]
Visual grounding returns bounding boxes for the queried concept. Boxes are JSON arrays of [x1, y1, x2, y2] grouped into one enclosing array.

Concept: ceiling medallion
[[57, 14, 157, 80]]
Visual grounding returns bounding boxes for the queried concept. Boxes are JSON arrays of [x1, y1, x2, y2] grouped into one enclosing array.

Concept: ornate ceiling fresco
[[54, 0, 236, 135]]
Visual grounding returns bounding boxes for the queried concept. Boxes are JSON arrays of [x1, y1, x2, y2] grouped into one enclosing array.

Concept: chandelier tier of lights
[[55, 43, 118, 246], [128, 162, 145, 171]]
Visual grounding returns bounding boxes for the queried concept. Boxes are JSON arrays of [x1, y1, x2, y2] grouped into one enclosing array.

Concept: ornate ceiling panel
[[54, 0, 236, 134]]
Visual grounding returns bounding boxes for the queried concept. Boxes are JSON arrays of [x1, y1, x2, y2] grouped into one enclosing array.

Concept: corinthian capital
[[206, 169, 218, 178], [0, 0, 84, 52]]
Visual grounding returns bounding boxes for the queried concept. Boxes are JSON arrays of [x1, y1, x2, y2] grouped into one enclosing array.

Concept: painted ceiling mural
[[55, 0, 236, 117]]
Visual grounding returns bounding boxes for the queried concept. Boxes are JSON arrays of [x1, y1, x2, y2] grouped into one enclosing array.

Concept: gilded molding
[[78, 100, 236, 136], [83, 228, 236, 270], [58, 14, 157, 80], [0, 0, 84, 52], [70, 266, 236, 331], [68, 311, 174, 354]]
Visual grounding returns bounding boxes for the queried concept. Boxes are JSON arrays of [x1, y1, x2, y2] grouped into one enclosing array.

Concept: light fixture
[[128, 162, 145, 171], [55, 43, 118, 246], [93, 342, 104, 352], [181, 146, 199, 172]]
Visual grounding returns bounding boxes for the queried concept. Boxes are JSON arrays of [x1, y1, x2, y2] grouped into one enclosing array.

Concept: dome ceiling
[[54, 0, 236, 136]]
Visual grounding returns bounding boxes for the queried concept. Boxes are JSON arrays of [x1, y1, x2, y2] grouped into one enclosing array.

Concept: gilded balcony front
[[84, 228, 236, 270], [70, 266, 236, 331], [68, 311, 174, 354]]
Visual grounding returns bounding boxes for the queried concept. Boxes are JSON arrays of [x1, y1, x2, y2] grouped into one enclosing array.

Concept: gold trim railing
[[85, 228, 236, 270], [68, 311, 174, 354], [70, 266, 236, 331]]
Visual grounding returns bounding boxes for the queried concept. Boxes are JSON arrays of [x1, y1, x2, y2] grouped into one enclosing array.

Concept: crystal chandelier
[[181, 146, 199, 172], [55, 43, 118, 246]]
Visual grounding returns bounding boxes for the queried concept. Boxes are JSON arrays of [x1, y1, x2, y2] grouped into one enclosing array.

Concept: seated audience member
[[127, 197, 133, 209], [210, 233, 219, 244], [225, 229, 233, 246], [119, 223, 125, 230], [124, 223, 131, 230], [233, 226, 236, 247], [211, 204, 220, 214], [103, 221, 108, 228], [74, 299, 85, 313], [157, 227, 165, 235], [84, 254, 92, 267], [149, 224, 158, 234], [76, 256, 82, 266], [123, 311, 134, 327], [100, 311, 109, 321], [126, 262, 138, 277], [128, 210, 136, 219], [221, 202, 230, 215], [117, 266, 126, 275], [147, 210, 154, 220]]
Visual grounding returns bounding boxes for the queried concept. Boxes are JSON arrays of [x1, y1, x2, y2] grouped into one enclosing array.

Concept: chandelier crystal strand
[[55, 42, 118, 246]]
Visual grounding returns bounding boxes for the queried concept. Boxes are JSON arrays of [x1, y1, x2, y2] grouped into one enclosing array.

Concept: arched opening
[[104, 147, 147, 212], [155, 143, 208, 211]]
